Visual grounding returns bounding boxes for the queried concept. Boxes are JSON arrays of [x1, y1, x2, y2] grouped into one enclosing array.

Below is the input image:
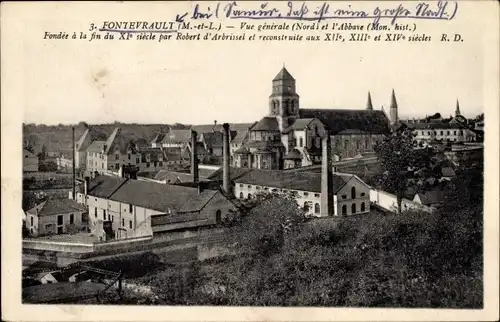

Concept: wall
[[336, 177, 370, 216], [331, 134, 382, 159], [370, 188, 434, 213], [26, 211, 84, 237], [234, 183, 323, 217]]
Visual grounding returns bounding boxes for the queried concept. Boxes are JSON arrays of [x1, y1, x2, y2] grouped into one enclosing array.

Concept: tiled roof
[[151, 133, 166, 144], [161, 130, 192, 144], [23, 149, 36, 158], [234, 147, 250, 154], [201, 132, 224, 149], [233, 168, 349, 193], [284, 149, 302, 160], [108, 178, 217, 213], [299, 109, 389, 135], [416, 190, 445, 205], [76, 127, 109, 151], [87, 176, 128, 199], [231, 130, 250, 145], [26, 198, 87, 216], [137, 147, 165, 162], [407, 122, 466, 130], [244, 140, 284, 149], [250, 117, 280, 132], [86, 140, 106, 153], [104, 128, 137, 155], [191, 123, 255, 134], [154, 170, 207, 183], [283, 118, 314, 133], [273, 67, 295, 81]]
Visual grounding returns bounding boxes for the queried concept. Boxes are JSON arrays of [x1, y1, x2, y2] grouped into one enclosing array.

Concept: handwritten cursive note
[[177, 1, 458, 25]]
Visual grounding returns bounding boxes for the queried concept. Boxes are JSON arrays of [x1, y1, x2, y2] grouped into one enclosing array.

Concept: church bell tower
[[269, 66, 300, 132]]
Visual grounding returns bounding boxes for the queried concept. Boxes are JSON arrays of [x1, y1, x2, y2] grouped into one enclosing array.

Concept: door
[[57, 226, 63, 234]]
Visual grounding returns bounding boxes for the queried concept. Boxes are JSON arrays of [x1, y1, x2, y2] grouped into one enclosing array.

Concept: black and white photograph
[[2, 1, 498, 321]]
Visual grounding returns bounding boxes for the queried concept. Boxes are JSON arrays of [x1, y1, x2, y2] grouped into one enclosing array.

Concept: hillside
[[23, 122, 190, 156]]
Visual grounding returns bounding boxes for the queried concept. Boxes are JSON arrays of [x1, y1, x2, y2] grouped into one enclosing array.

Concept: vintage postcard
[[1, 0, 499, 321]]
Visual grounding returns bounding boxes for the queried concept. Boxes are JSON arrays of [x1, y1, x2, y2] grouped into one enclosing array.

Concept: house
[[233, 168, 371, 217], [23, 149, 39, 172], [136, 147, 167, 171], [75, 126, 109, 170], [413, 190, 445, 207], [77, 172, 238, 240], [86, 128, 139, 174], [25, 198, 88, 237], [150, 133, 166, 148]]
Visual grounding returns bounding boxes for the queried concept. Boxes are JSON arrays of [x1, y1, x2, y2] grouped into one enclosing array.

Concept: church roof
[[250, 117, 280, 132], [299, 109, 389, 135], [233, 168, 350, 193], [273, 67, 294, 81], [234, 147, 250, 154], [282, 118, 314, 133], [284, 149, 302, 160]]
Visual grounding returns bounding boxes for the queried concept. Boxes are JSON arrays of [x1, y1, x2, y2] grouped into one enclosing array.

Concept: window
[[112, 215, 114, 221], [303, 192, 309, 196], [360, 192, 365, 197], [70, 214, 74, 224], [57, 215, 63, 226], [129, 220, 132, 229], [342, 195, 347, 199], [447, 131, 450, 135], [129, 204, 133, 213], [356, 141, 360, 149], [115, 154, 119, 160], [30, 216, 33, 226], [128, 153, 131, 160], [454, 131, 457, 135], [159, 161, 163, 167], [361, 202, 366, 212], [314, 193, 320, 197], [239, 184, 243, 188], [247, 185, 251, 189], [342, 205, 347, 215], [240, 192, 244, 199], [103, 210, 106, 220], [459, 130, 463, 135], [122, 218, 125, 227], [314, 203, 320, 214], [351, 186, 356, 199], [428, 131, 431, 135], [94, 207, 97, 218], [146, 162, 150, 168], [115, 163, 119, 169], [303, 202, 309, 211], [344, 140, 349, 149], [440, 131, 443, 135], [299, 137, 303, 147], [351, 203, 356, 214], [215, 210, 222, 223]]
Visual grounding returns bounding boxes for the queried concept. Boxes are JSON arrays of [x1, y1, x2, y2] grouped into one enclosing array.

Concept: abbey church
[[232, 67, 397, 170]]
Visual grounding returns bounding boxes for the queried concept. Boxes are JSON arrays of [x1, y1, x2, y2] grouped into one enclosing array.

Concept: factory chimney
[[191, 130, 199, 183], [222, 123, 231, 195], [72, 126, 76, 200], [320, 134, 333, 217]]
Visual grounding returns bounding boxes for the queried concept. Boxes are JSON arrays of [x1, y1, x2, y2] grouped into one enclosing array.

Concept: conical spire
[[455, 99, 461, 116], [389, 89, 398, 125], [366, 91, 373, 110], [390, 89, 398, 110], [273, 66, 294, 81]]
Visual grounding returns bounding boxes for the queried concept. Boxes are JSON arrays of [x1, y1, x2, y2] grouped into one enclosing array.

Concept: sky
[[17, 1, 486, 126]]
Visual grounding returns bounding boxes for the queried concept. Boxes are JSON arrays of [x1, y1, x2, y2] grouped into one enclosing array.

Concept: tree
[[224, 191, 306, 257], [373, 124, 439, 213]]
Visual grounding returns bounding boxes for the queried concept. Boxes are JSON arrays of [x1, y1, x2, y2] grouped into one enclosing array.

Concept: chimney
[[222, 123, 231, 195], [84, 176, 90, 196], [213, 120, 217, 133], [191, 130, 199, 183], [72, 126, 76, 200], [320, 135, 333, 217]]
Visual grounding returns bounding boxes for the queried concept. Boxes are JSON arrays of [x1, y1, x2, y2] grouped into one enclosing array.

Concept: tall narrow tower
[[455, 99, 461, 116], [269, 67, 300, 132], [366, 91, 373, 110], [389, 89, 399, 126]]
